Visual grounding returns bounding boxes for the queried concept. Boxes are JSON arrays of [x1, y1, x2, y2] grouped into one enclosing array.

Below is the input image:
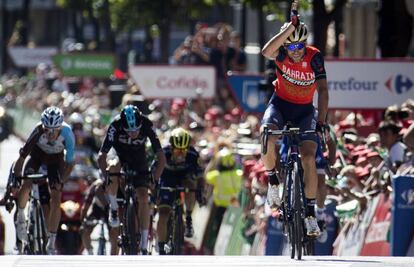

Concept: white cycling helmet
[[281, 22, 309, 44], [69, 112, 84, 125], [41, 106, 64, 128]]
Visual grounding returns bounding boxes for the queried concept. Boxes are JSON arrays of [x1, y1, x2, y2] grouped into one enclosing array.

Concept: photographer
[[378, 120, 407, 173], [384, 104, 411, 127]]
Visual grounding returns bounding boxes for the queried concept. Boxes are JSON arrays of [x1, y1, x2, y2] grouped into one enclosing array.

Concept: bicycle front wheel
[[172, 206, 184, 255], [125, 197, 138, 255], [35, 203, 48, 254], [293, 162, 303, 260], [97, 224, 106, 255]]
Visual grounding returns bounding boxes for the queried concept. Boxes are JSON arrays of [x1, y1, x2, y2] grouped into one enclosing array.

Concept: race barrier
[[265, 216, 285, 255], [8, 107, 40, 139], [360, 193, 392, 256], [391, 175, 414, 256], [314, 198, 339, 255], [214, 206, 252, 255]]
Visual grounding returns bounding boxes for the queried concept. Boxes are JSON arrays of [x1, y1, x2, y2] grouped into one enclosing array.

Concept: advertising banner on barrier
[[229, 60, 414, 111], [334, 194, 380, 256], [391, 175, 414, 256], [226, 74, 267, 113], [214, 207, 252, 255], [53, 54, 115, 77], [129, 65, 215, 99], [8, 46, 57, 67], [314, 199, 339, 255], [360, 193, 392, 256], [265, 216, 286, 255], [323, 60, 414, 109]]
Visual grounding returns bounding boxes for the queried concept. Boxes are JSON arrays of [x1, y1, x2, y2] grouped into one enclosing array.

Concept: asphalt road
[[1, 255, 414, 267]]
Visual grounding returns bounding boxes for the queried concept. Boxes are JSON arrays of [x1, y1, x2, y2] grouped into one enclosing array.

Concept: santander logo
[[156, 76, 208, 90]]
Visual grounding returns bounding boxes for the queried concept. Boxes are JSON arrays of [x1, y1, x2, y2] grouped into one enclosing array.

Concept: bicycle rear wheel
[[125, 197, 138, 255]]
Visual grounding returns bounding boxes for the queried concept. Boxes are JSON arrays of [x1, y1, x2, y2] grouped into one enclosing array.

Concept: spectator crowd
[[0, 21, 413, 255]]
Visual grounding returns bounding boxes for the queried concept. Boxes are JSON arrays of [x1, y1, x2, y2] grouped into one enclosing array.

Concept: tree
[[312, 0, 347, 56], [109, 0, 229, 63], [241, 0, 311, 71], [378, 0, 413, 57]]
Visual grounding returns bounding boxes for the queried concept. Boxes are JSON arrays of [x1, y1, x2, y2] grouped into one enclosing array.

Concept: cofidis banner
[[129, 65, 215, 99]]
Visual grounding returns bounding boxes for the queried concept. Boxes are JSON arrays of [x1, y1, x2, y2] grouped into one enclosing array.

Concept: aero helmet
[[41, 106, 64, 128], [120, 105, 142, 131], [169, 128, 191, 149], [281, 22, 308, 44]]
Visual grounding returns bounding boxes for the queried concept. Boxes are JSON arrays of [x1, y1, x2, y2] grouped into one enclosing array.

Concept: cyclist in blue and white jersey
[[13, 106, 75, 254]]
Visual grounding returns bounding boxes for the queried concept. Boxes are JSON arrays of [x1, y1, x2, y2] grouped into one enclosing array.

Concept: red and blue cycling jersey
[[274, 46, 327, 104]]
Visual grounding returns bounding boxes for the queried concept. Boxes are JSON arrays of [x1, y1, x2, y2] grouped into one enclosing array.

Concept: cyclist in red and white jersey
[[260, 6, 329, 237]]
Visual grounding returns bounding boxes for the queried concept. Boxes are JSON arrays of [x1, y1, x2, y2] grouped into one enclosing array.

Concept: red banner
[[360, 193, 392, 255]]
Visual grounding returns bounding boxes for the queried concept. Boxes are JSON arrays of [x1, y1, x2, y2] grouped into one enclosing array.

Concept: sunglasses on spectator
[[285, 42, 305, 51]]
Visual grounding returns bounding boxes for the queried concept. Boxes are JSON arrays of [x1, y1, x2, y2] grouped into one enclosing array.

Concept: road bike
[[20, 173, 49, 255], [159, 186, 199, 255], [109, 167, 152, 255], [262, 123, 326, 260]]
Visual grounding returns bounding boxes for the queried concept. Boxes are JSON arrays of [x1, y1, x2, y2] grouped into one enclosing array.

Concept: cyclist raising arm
[[260, 4, 329, 237], [13, 106, 75, 254], [97, 104, 166, 254]]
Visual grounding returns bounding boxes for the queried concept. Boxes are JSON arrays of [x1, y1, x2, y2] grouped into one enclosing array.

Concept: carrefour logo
[[401, 189, 414, 205], [385, 75, 413, 94]]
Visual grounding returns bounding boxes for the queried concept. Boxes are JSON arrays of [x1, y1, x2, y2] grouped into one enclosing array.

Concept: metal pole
[[1, 0, 5, 74]]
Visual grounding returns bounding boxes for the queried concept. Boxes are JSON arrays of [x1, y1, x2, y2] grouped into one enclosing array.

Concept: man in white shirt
[[378, 120, 407, 173]]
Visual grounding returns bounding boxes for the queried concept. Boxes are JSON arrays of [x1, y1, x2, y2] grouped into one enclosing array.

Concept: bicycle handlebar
[[21, 174, 48, 180], [261, 123, 329, 156], [159, 186, 200, 193], [266, 128, 317, 136], [107, 170, 151, 177]]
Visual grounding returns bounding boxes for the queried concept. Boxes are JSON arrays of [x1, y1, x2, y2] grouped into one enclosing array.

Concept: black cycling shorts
[[23, 145, 65, 190]]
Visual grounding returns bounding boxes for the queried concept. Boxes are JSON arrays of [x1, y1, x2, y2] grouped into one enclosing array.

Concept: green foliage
[[241, 0, 311, 20]]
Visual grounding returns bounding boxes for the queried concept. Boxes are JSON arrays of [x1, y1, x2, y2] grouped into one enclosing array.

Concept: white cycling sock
[[17, 208, 25, 222], [48, 232, 57, 248], [108, 195, 118, 210], [141, 229, 149, 251]]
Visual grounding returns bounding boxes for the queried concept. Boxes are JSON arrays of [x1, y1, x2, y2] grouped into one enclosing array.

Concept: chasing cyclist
[[13, 106, 75, 254], [79, 164, 119, 255], [156, 127, 205, 255], [97, 104, 166, 255], [260, 2, 329, 237]]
